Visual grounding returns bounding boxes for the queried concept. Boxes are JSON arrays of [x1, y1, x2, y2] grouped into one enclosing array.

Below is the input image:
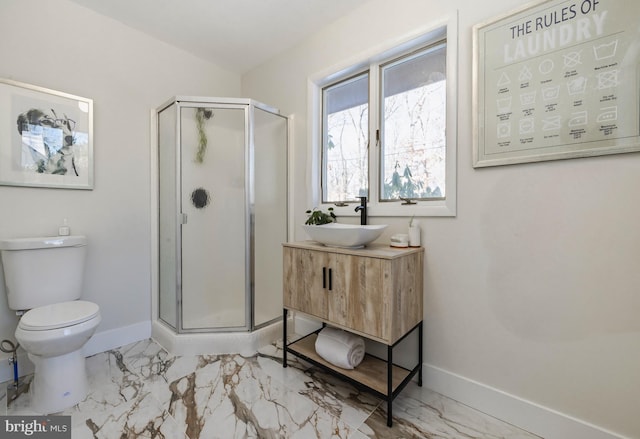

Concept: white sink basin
[[302, 223, 387, 248]]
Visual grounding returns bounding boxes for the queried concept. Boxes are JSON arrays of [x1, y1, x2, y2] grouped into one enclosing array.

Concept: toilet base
[[29, 349, 89, 414]]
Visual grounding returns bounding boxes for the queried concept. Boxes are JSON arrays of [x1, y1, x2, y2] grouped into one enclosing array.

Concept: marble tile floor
[[3, 339, 541, 438]]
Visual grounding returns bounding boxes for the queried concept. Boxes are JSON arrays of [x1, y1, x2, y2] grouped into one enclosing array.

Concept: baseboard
[[424, 363, 628, 439], [0, 321, 151, 384], [83, 320, 152, 357]]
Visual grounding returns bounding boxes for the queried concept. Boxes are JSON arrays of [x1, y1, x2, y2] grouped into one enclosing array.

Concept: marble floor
[[3, 339, 540, 438]]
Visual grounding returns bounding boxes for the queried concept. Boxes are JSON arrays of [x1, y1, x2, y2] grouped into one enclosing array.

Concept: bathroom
[[0, 0, 638, 438]]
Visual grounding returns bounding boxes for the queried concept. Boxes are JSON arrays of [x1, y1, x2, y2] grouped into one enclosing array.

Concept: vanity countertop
[[283, 241, 423, 259]]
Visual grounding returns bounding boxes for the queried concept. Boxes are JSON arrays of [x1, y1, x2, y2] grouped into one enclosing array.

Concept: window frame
[[378, 40, 448, 203], [321, 71, 370, 204], [309, 15, 458, 218]]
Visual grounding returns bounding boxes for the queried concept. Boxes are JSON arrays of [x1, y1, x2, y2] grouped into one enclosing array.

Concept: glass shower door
[[253, 107, 288, 327], [180, 105, 248, 330], [158, 104, 178, 330]]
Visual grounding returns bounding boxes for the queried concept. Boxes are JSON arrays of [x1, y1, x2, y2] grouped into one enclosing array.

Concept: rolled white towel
[[314, 327, 365, 370]]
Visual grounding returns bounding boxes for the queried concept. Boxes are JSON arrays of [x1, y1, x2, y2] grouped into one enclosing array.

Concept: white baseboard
[[0, 321, 151, 384], [83, 320, 151, 357], [424, 363, 628, 439]]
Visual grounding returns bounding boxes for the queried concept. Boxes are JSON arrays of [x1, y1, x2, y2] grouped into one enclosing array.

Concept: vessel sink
[[302, 223, 387, 248]]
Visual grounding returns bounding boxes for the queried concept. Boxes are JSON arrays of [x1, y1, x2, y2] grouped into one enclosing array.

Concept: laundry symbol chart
[[542, 85, 560, 101], [567, 77, 588, 95], [519, 118, 535, 134], [568, 111, 588, 127], [519, 91, 536, 106], [497, 122, 511, 138], [496, 97, 512, 113], [542, 116, 562, 131], [519, 65, 533, 82], [597, 70, 619, 89], [538, 59, 554, 75], [563, 50, 582, 69], [593, 40, 618, 61], [596, 106, 618, 123], [497, 72, 511, 87]]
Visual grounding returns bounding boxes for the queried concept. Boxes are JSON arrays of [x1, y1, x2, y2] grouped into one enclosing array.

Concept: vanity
[[282, 241, 424, 427]]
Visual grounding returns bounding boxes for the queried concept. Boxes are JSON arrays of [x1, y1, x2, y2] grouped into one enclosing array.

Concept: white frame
[[473, 0, 640, 168], [0, 78, 93, 189], [308, 12, 458, 218]]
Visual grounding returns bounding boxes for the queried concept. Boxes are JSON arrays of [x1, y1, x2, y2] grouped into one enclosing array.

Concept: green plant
[[383, 161, 424, 200], [195, 107, 213, 163], [305, 207, 336, 225]]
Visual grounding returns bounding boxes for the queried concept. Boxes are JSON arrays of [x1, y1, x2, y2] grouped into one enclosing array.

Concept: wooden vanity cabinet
[[282, 241, 424, 426], [283, 242, 423, 344], [283, 248, 387, 340]]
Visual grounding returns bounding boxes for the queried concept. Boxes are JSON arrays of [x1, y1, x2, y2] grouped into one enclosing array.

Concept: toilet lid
[[19, 300, 100, 331]]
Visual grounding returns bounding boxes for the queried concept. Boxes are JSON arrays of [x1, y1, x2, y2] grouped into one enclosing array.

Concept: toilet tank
[[0, 236, 87, 311]]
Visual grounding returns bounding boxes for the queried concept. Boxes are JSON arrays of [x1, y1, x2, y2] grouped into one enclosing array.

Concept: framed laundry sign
[[0, 78, 93, 188], [472, 0, 640, 167]]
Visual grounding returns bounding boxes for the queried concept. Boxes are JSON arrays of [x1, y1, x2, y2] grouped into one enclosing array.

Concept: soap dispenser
[[58, 218, 70, 236], [408, 217, 420, 247]]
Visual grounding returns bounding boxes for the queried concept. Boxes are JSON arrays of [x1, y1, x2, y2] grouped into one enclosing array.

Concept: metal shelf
[[283, 309, 423, 427]]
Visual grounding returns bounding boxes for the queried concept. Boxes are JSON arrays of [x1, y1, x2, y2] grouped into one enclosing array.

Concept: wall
[[242, 0, 640, 437], [0, 0, 240, 375]]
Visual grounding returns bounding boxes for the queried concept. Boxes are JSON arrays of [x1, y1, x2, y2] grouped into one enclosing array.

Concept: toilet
[[0, 235, 101, 414]]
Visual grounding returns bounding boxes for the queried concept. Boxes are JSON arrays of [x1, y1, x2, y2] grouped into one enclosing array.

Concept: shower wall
[[157, 98, 287, 332]]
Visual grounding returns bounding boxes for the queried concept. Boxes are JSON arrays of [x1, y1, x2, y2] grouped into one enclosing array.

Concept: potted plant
[[305, 207, 336, 225]]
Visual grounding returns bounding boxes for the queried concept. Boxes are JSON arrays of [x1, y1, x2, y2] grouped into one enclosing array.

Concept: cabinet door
[[329, 254, 389, 340], [283, 247, 331, 319]]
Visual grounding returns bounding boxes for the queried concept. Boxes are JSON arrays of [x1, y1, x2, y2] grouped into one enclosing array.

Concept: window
[[380, 44, 446, 201], [313, 21, 457, 217], [322, 73, 369, 202]]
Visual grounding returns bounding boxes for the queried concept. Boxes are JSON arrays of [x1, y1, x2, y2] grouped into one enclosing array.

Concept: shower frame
[[156, 96, 288, 334]]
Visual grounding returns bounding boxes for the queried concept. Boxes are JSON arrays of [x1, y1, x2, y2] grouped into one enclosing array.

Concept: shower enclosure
[[157, 97, 287, 333]]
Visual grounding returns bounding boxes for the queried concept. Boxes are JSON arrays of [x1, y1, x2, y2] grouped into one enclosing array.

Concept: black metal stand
[[282, 309, 423, 428], [283, 308, 288, 368]]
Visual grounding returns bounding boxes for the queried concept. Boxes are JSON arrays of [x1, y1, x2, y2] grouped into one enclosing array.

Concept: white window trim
[[307, 12, 458, 218]]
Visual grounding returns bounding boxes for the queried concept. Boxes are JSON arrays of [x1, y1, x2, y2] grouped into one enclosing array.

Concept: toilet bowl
[[0, 235, 100, 414], [15, 300, 101, 414]]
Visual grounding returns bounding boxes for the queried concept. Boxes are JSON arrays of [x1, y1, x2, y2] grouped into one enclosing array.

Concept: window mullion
[[368, 64, 381, 207]]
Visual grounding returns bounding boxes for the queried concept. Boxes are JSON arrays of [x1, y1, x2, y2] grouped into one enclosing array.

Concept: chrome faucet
[[354, 196, 367, 225]]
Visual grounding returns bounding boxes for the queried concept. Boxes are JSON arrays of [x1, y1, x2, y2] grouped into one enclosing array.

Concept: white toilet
[[0, 235, 101, 414]]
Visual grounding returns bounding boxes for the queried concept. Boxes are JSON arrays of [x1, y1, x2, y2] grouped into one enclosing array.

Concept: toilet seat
[[19, 300, 100, 331]]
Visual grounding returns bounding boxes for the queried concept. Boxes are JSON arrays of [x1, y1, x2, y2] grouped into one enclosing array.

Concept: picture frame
[[472, 0, 640, 167], [0, 78, 93, 189]]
